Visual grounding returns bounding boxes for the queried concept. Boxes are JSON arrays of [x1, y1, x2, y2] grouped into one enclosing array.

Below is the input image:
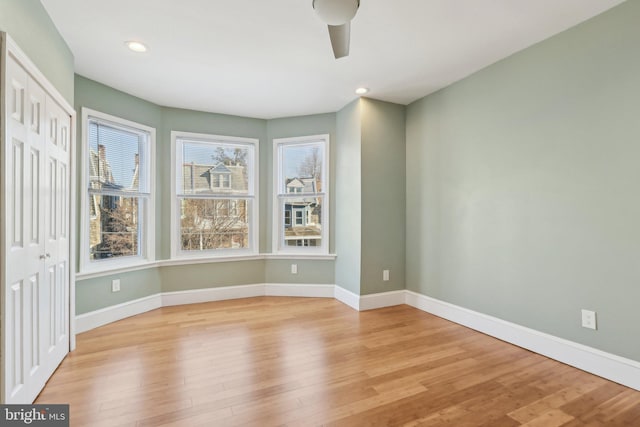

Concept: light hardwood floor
[[36, 297, 640, 426]]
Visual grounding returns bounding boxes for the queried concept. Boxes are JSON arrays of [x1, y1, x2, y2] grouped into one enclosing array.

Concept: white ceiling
[[41, 0, 626, 120]]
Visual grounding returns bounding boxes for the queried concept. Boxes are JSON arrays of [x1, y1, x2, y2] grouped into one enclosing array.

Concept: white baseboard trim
[[162, 284, 264, 307], [334, 286, 360, 310], [74, 285, 640, 391], [334, 287, 405, 311], [405, 290, 640, 391], [75, 294, 162, 334], [265, 283, 335, 298], [77, 284, 335, 332], [360, 290, 406, 311]]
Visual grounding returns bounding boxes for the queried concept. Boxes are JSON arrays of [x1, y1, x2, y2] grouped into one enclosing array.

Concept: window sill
[[160, 254, 264, 267], [76, 253, 337, 280], [162, 253, 336, 264], [264, 253, 336, 261], [76, 260, 160, 281]]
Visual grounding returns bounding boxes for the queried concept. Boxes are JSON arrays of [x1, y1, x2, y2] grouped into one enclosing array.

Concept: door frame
[[0, 32, 76, 404]]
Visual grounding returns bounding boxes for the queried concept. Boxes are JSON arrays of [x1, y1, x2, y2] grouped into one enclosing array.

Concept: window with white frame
[[273, 135, 329, 253], [172, 132, 258, 256], [82, 109, 155, 271]]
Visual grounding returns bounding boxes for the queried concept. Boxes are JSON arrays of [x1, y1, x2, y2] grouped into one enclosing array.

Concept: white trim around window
[[272, 134, 330, 255], [171, 131, 259, 259], [79, 108, 156, 274]]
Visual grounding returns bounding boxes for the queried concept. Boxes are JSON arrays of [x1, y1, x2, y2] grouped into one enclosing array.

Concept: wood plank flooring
[[35, 297, 640, 426]]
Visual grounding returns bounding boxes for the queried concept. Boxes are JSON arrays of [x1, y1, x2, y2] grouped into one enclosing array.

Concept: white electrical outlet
[[112, 279, 121, 292], [581, 309, 597, 330], [383, 269, 390, 281], [291, 264, 298, 274]]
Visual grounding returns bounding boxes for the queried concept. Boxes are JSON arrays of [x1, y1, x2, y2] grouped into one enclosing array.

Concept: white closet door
[[2, 53, 70, 404], [42, 94, 71, 380]]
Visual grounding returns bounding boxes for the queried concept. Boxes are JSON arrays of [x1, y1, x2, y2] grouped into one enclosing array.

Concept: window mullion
[[89, 189, 151, 198], [277, 192, 325, 198], [177, 194, 254, 200]]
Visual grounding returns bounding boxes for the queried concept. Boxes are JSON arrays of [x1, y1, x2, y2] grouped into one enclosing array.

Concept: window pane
[[89, 195, 140, 259], [281, 144, 323, 194], [88, 121, 146, 192], [180, 198, 250, 251], [181, 142, 249, 195], [282, 196, 322, 248]]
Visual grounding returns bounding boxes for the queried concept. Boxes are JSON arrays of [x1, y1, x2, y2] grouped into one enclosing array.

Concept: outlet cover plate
[[581, 309, 597, 330]]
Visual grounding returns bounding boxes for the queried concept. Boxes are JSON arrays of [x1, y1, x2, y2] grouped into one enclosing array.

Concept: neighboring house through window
[[273, 134, 329, 253], [81, 109, 155, 272], [172, 132, 258, 256]]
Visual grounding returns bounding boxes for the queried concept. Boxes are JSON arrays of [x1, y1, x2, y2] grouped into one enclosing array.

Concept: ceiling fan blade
[[328, 22, 350, 59]]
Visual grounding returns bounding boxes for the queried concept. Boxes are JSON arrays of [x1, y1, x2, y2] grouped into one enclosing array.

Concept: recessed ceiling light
[[355, 87, 369, 95], [125, 41, 148, 53]]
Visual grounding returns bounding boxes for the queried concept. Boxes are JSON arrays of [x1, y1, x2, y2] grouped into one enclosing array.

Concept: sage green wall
[[0, 0, 74, 103], [266, 113, 337, 253], [265, 114, 337, 284], [159, 107, 267, 259], [74, 76, 163, 261], [406, 1, 640, 361], [74, 75, 162, 127], [161, 260, 265, 292], [334, 100, 362, 293], [76, 269, 162, 314], [265, 260, 334, 284], [157, 108, 267, 293], [73, 76, 336, 309], [73, 76, 164, 309], [334, 99, 406, 295], [360, 99, 406, 295]]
